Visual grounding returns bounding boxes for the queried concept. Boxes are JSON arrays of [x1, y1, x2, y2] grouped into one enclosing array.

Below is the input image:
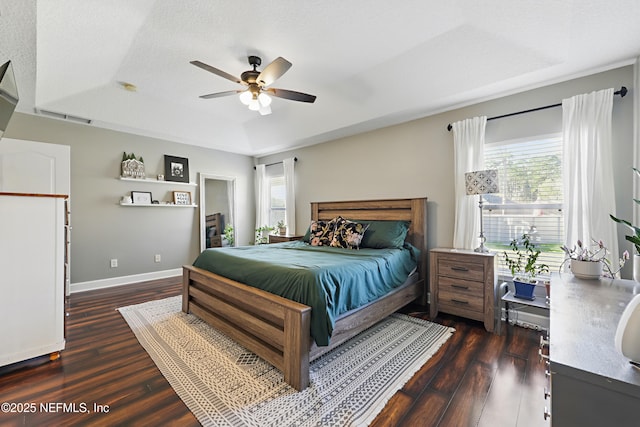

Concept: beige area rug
[[118, 296, 454, 427]]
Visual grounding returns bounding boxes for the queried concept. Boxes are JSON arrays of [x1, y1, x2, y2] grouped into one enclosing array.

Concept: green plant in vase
[[254, 225, 274, 245], [503, 233, 549, 300], [223, 224, 235, 246]]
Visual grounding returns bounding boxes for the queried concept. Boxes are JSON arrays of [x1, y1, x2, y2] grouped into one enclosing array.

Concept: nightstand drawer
[[438, 257, 485, 282], [438, 291, 484, 319], [437, 276, 484, 298]]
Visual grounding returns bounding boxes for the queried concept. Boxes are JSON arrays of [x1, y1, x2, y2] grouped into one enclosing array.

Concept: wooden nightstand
[[429, 248, 496, 332], [268, 234, 303, 244]]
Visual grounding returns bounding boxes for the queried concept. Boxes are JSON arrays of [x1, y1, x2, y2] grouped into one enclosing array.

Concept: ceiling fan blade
[[266, 88, 316, 103], [257, 57, 292, 87], [190, 60, 244, 85], [199, 90, 243, 99]]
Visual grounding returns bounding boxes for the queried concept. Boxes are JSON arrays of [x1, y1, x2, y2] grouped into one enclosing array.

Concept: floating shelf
[[119, 202, 197, 208], [118, 177, 197, 186]]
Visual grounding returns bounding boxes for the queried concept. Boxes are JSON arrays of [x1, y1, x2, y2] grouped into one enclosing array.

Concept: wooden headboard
[[310, 198, 428, 283]]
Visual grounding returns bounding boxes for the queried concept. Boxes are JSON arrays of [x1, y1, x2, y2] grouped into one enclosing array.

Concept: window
[[482, 134, 564, 274], [269, 175, 286, 227]]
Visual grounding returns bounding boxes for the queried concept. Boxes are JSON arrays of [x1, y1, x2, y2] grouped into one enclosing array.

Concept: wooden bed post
[[182, 267, 190, 313], [284, 309, 311, 390], [410, 198, 428, 305]]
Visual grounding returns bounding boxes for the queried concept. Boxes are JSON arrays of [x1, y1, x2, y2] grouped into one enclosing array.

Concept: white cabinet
[[0, 194, 67, 366]]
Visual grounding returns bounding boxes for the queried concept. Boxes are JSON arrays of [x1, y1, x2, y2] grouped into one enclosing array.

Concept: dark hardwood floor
[[0, 278, 548, 426]]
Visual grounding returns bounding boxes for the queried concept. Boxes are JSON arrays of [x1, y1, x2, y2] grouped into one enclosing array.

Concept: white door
[[0, 138, 70, 195], [0, 138, 71, 292]]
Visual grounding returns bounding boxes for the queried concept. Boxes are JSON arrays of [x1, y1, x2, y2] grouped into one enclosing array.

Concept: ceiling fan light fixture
[[248, 98, 260, 111], [239, 90, 252, 105], [258, 92, 272, 107], [259, 105, 272, 116]]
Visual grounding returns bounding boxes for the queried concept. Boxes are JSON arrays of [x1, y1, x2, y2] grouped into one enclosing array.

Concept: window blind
[[483, 134, 564, 274]]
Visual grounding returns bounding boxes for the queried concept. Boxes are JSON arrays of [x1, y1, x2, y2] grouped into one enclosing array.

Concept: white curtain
[[562, 88, 619, 269], [254, 164, 269, 230], [452, 116, 487, 249], [283, 157, 296, 234]]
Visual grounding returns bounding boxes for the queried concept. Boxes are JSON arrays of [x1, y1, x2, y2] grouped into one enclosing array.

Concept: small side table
[[268, 234, 303, 244], [429, 248, 496, 333], [500, 282, 549, 334]]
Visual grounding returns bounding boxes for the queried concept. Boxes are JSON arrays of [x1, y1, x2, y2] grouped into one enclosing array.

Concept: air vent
[[34, 108, 92, 125]]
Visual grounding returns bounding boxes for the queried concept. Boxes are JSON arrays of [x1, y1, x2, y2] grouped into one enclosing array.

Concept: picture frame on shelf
[[164, 155, 190, 183], [173, 191, 192, 205], [131, 191, 152, 204]]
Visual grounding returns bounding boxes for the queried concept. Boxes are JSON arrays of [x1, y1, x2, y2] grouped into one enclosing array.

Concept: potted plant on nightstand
[[276, 220, 287, 236], [503, 233, 549, 300]]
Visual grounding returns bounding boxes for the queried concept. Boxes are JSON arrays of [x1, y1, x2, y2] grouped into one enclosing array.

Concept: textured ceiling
[[1, 0, 639, 156]]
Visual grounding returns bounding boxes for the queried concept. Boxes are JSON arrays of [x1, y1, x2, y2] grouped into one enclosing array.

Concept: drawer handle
[[451, 284, 469, 290], [450, 266, 469, 272], [538, 348, 549, 363], [544, 407, 551, 420], [539, 335, 549, 349], [451, 299, 469, 305]]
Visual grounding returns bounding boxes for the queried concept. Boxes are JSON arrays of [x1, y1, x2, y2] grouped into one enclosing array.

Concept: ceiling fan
[[191, 55, 316, 115]]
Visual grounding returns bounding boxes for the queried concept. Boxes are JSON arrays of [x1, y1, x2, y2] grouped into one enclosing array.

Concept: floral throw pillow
[[330, 217, 369, 249], [309, 219, 336, 246]]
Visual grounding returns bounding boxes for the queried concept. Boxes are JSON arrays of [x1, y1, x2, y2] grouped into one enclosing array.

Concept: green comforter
[[192, 241, 419, 346]]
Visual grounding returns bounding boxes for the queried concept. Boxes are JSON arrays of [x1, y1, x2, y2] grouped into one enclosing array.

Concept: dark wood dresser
[[546, 273, 640, 425]]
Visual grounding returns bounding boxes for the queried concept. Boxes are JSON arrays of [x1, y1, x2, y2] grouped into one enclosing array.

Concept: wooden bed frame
[[182, 197, 428, 390]]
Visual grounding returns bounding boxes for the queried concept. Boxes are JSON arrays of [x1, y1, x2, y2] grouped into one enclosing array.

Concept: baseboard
[[70, 268, 182, 293], [501, 306, 549, 331]]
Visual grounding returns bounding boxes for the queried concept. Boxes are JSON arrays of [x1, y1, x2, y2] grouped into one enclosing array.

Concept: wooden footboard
[[182, 265, 312, 390], [183, 265, 423, 390]]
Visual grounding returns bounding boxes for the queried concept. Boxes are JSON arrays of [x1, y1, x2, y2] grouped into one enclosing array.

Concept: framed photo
[[164, 155, 190, 183], [173, 191, 192, 205], [131, 191, 152, 204]]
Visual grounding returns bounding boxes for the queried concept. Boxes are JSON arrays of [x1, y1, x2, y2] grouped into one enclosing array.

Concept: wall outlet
[[110, 258, 118, 268], [154, 254, 161, 263]]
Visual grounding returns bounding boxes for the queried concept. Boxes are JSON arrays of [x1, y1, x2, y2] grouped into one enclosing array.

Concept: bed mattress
[[192, 240, 419, 345]]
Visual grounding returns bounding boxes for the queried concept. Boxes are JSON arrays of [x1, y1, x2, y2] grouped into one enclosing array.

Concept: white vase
[[570, 259, 602, 280], [634, 254, 640, 282]]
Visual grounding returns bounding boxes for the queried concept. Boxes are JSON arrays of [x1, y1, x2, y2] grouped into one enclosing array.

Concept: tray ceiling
[[1, 0, 639, 155]]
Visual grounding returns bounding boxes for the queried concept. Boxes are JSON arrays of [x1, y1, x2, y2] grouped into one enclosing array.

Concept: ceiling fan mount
[[190, 54, 316, 114], [247, 55, 261, 68]]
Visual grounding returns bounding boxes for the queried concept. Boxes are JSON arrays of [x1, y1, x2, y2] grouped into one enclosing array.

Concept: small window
[[269, 176, 286, 227]]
